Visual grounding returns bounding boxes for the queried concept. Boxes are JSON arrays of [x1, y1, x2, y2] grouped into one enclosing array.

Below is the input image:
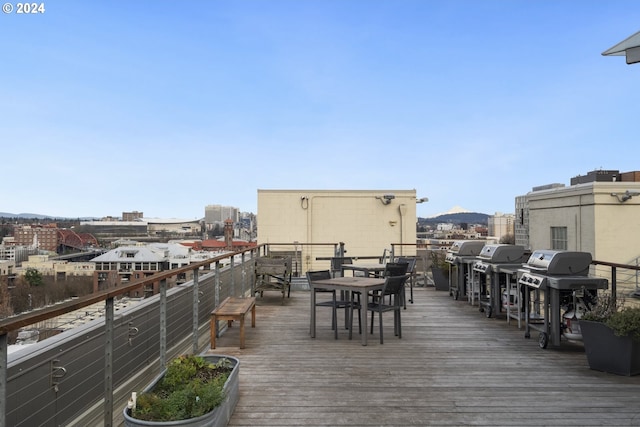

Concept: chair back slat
[[383, 262, 408, 277], [381, 274, 410, 296], [307, 270, 332, 282], [395, 257, 416, 273]]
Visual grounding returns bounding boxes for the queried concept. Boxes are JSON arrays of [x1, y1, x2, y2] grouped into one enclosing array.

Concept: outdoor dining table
[[310, 276, 385, 346], [341, 263, 386, 277]]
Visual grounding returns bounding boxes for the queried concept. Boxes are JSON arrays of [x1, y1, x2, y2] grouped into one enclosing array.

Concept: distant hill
[[0, 212, 55, 219], [418, 212, 489, 225], [0, 213, 98, 220]]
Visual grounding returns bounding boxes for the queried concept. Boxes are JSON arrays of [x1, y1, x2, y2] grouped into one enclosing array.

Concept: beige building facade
[[488, 212, 515, 242], [527, 181, 640, 265], [257, 189, 419, 274], [19, 254, 96, 279]]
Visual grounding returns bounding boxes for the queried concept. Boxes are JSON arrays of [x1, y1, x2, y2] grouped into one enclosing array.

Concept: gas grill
[[472, 244, 527, 318], [518, 250, 608, 348], [444, 240, 485, 300]]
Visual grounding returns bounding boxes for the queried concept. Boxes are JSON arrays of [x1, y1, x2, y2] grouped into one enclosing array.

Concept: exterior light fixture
[[416, 197, 429, 203], [375, 194, 395, 205], [611, 190, 640, 203]]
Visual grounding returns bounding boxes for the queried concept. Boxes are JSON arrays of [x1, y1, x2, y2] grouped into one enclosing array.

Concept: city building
[[0, 259, 15, 276], [122, 211, 144, 221], [19, 254, 95, 280], [183, 219, 257, 253], [13, 224, 59, 252], [516, 169, 640, 294], [0, 242, 38, 264], [488, 212, 515, 243], [80, 217, 201, 237], [205, 205, 239, 225], [515, 183, 565, 250], [11, 224, 98, 254], [90, 241, 213, 295]]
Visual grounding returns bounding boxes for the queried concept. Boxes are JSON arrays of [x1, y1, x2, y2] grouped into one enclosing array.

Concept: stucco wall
[[257, 189, 418, 273], [527, 182, 640, 264]]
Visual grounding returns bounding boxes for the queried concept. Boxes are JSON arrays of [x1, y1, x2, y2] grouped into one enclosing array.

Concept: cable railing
[[0, 242, 349, 427], [0, 246, 261, 427]]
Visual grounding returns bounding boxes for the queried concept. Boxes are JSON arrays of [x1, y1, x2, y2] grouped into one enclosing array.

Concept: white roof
[[91, 246, 166, 262], [143, 218, 201, 224]]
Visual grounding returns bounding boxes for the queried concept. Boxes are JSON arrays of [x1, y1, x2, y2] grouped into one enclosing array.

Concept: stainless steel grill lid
[[477, 244, 525, 263], [446, 240, 486, 265], [519, 250, 605, 290], [473, 244, 526, 274], [448, 240, 486, 256], [524, 250, 592, 276]]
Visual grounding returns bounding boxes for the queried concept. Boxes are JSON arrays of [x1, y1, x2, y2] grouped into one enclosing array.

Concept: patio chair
[[330, 256, 353, 277], [365, 274, 410, 344], [382, 262, 409, 307], [395, 257, 417, 306], [307, 269, 360, 339], [253, 256, 292, 303], [383, 262, 409, 277], [379, 248, 391, 265]]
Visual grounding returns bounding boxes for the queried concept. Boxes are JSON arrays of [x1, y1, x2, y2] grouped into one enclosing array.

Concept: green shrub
[[582, 292, 623, 322], [132, 355, 232, 422], [606, 307, 640, 341], [582, 292, 640, 341]]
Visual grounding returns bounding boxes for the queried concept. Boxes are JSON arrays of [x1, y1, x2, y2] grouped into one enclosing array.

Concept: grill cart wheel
[[485, 306, 492, 318], [454, 290, 460, 300], [479, 307, 484, 312], [525, 332, 530, 339], [539, 332, 549, 349]]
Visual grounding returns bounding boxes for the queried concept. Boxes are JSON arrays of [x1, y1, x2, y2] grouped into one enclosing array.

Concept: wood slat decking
[[205, 286, 640, 426]]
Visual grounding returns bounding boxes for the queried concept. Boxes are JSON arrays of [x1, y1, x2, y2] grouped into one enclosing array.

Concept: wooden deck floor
[[205, 286, 640, 426]]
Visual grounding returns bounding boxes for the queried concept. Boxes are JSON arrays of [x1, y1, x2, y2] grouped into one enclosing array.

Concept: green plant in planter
[[132, 355, 233, 422], [582, 292, 640, 340], [429, 250, 449, 276], [605, 306, 640, 341], [580, 292, 640, 376]]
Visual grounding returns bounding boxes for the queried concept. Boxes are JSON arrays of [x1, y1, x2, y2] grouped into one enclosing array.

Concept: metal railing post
[[611, 266, 617, 306], [104, 297, 114, 427], [635, 258, 640, 292], [214, 262, 220, 307], [159, 279, 167, 367], [192, 269, 200, 354], [230, 255, 236, 296], [241, 252, 248, 296], [0, 333, 6, 427]]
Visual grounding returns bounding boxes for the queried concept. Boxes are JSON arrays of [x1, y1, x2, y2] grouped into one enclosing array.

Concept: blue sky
[[2, 1, 639, 219]]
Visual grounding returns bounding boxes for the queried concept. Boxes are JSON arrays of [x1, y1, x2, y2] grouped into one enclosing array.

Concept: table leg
[[210, 314, 217, 349], [360, 287, 368, 346], [239, 315, 245, 349], [251, 304, 256, 328], [310, 286, 316, 338]]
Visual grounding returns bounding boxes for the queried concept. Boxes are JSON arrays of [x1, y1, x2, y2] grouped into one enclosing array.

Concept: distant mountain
[[0, 212, 55, 219], [427, 205, 472, 218], [418, 211, 489, 225], [0, 213, 98, 220]]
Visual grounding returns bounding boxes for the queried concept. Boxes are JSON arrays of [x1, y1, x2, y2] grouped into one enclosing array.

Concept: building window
[[551, 227, 567, 250]]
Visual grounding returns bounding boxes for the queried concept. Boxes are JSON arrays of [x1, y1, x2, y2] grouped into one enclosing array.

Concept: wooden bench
[[210, 297, 256, 349]]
